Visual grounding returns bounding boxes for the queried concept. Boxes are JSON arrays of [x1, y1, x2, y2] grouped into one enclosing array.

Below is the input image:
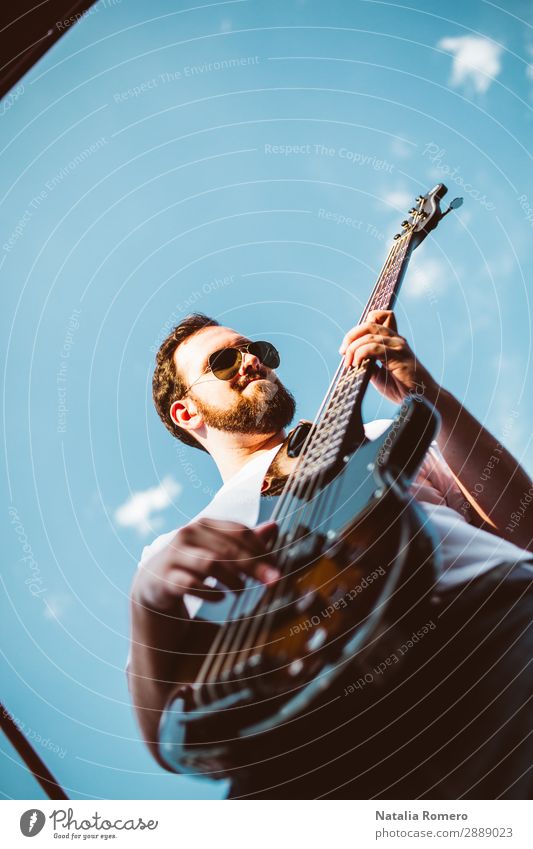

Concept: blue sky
[[1, 0, 532, 800]]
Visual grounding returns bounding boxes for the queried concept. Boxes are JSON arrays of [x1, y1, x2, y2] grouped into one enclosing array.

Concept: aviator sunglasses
[[181, 340, 280, 396]]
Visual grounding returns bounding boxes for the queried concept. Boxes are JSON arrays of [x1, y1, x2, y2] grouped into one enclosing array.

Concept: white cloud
[[437, 35, 503, 94], [404, 257, 448, 299], [114, 476, 182, 536], [390, 138, 414, 160], [386, 190, 412, 211]]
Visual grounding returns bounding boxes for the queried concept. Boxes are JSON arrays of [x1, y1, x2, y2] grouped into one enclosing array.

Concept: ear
[[170, 398, 203, 433]]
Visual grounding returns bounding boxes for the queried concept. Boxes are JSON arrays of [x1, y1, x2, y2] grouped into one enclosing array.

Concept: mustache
[[236, 367, 269, 390]]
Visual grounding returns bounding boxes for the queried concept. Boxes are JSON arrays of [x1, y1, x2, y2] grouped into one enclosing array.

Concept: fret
[[289, 230, 415, 487]]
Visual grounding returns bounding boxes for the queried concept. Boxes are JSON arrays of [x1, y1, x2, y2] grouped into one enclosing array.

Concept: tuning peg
[[393, 233, 401, 240], [441, 197, 464, 219], [409, 208, 417, 214], [415, 195, 423, 202], [402, 220, 409, 227]]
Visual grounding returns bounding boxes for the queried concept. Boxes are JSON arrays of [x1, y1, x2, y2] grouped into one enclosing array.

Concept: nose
[[239, 349, 261, 375]]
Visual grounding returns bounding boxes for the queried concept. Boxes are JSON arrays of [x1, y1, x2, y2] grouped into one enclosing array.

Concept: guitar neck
[[272, 182, 460, 515], [361, 229, 415, 320], [292, 230, 417, 483]]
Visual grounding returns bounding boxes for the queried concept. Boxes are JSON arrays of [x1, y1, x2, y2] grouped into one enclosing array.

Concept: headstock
[[394, 183, 463, 249]]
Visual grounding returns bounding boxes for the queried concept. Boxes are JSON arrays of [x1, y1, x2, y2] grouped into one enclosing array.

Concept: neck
[[205, 429, 286, 483]]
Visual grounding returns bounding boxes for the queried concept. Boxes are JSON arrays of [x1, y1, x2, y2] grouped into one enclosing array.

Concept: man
[[128, 310, 533, 799]]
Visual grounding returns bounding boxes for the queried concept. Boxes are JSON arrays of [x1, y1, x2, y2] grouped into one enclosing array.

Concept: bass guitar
[[158, 183, 463, 778]]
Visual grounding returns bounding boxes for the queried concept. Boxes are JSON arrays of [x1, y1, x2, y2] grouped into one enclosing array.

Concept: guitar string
[[230, 234, 416, 674], [194, 347, 354, 692], [201, 371, 367, 692], [195, 232, 411, 692], [269, 236, 410, 545], [194, 345, 368, 691], [262, 236, 410, 548], [223, 370, 369, 682], [203, 237, 410, 694], [197, 233, 410, 692], [208, 235, 411, 686]]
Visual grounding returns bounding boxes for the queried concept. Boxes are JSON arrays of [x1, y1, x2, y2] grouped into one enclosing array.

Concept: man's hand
[[339, 311, 533, 551], [339, 309, 438, 404], [132, 518, 280, 613]]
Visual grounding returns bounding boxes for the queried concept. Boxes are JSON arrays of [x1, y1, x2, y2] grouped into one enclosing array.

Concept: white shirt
[[137, 419, 533, 618]]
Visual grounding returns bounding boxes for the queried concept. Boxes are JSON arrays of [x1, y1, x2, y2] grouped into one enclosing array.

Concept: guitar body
[[158, 396, 442, 776]]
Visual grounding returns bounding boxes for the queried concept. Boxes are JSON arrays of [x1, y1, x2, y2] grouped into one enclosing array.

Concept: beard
[[192, 372, 296, 435]]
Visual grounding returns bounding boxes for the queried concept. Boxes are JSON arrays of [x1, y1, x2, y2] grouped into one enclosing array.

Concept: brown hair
[[152, 313, 219, 451]]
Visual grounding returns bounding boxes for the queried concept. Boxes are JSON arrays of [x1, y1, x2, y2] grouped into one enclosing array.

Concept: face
[[172, 325, 296, 438]]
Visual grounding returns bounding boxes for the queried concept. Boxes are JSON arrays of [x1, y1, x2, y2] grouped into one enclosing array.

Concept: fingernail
[[259, 565, 281, 583]]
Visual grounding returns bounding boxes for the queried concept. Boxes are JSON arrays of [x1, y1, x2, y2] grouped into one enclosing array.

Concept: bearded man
[[127, 312, 533, 799]]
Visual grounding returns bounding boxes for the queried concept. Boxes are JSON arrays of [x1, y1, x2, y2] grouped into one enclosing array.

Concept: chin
[[244, 378, 268, 389]]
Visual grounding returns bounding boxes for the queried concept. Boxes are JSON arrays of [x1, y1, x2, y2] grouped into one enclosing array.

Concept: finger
[[339, 321, 396, 354], [255, 520, 278, 534], [345, 332, 401, 350], [162, 568, 227, 602], [172, 552, 244, 593], [191, 520, 269, 558], [366, 309, 398, 331], [194, 527, 273, 570], [172, 538, 280, 585], [213, 555, 280, 585], [253, 521, 278, 547], [344, 336, 403, 368], [167, 570, 227, 601], [169, 545, 245, 589], [195, 518, 254, 535]]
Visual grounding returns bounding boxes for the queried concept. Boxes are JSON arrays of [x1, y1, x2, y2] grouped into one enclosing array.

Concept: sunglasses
[[181, 341, 280, 396]]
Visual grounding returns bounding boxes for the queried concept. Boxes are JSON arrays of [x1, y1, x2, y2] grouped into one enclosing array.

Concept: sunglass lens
[[209, 348, 241, 380], [251, 341, 280, 369]]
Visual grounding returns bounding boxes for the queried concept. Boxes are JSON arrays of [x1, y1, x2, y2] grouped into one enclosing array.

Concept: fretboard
[[288, 229, 415, 488]]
